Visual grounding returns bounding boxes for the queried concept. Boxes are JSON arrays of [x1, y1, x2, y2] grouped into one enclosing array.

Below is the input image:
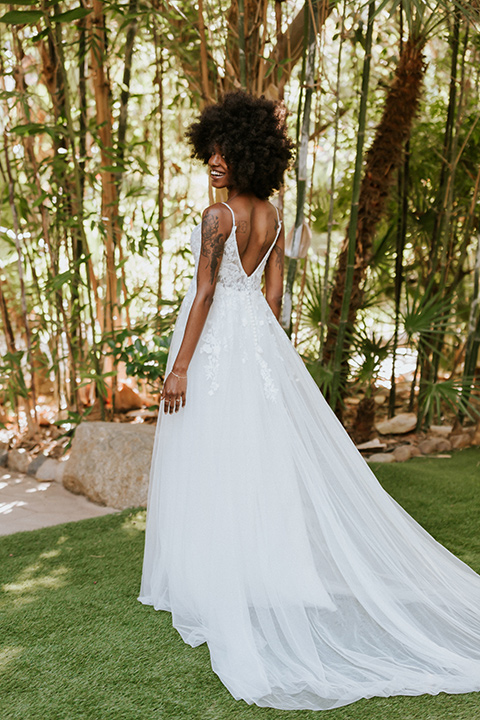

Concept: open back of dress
[[138, 207, 480, 711]]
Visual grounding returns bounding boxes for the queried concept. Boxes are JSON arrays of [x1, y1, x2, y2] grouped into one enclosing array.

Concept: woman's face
[[208, 144, 234, 189]]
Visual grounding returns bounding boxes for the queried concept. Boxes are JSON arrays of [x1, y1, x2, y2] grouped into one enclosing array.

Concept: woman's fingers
[[162, 373, 187, 414], [163, 395, 184, 414]]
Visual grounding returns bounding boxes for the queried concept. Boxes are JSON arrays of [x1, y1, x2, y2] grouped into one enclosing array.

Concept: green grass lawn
[[1, 448, 480, 720]]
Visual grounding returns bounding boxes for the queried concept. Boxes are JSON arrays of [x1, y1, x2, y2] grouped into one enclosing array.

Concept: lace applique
[[199, 291, 230, 396], [200, 333, 221, 395], [256, 351, 278, 402]]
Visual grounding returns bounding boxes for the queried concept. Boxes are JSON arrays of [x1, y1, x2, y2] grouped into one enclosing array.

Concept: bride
[[138, 91, 480, 711]]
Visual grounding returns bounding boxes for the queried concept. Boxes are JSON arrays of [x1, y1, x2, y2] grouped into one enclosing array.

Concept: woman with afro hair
[[139, 91, 480, 711]]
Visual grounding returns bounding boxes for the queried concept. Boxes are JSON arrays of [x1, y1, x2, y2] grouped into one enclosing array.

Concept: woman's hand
[[161, 372, 187, 414]]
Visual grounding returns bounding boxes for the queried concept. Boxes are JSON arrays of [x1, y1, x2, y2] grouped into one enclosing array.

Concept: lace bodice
[[189, 202, 281, 293], [183, 203, 283, 400]]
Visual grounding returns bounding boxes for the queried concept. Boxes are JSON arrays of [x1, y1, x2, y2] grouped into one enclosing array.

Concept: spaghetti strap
[[221, 202, 236, 226]]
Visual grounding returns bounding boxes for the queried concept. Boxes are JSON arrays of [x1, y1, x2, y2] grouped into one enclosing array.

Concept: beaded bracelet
[[171, 370, 187, 379]]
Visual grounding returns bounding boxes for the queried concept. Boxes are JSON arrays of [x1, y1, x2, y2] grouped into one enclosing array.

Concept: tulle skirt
[[138, 281, 480, 710]]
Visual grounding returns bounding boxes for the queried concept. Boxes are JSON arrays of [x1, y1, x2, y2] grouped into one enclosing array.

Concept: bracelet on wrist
[[171, 370, 187, 380]]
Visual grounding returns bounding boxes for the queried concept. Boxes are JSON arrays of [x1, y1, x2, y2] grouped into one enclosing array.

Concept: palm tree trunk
[[322, 35, 426, 387]]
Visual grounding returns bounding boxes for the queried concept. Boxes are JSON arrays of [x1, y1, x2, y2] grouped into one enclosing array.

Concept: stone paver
[[0, 468, 118, 536]]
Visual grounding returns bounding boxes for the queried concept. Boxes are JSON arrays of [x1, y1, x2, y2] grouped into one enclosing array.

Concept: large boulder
[[63, 421, 156, 509], [375, 413, 417, 435]]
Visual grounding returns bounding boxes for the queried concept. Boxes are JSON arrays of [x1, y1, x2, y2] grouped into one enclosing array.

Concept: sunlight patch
[[121, 510, 146, 534], [2, 566, 69, 595], [0, 646, 23, 670], [0, 500, 27, 514], [39, 549, 61, 559]]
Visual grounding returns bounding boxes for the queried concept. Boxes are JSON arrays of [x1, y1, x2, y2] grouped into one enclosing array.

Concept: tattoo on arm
[[272, 243, 284, 271], [201, 210, 225, 284]]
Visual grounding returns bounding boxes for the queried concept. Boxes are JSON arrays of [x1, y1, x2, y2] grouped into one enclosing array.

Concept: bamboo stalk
[[238, 0, 247, 88], [281, 0, 318, 334], [1, 136, 39, 437], [321, 0, 346, 356], [198, 0, 211, 103], [328, 0, 375, 411], [117, 0, 138, 185]]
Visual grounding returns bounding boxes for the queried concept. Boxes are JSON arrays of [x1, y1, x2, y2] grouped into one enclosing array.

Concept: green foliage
[[418, 377, 480, 426], [0, 350, 28, 420], [106, 329, 172, 394], [0, 0, 480, 433], [401, 287, 453, 342], [350, 324, 391, 390], [0, 10, 43, 24]]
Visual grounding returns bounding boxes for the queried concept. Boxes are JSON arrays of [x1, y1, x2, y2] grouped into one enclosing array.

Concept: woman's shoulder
[[201, 201, 232, 218], [200, 202, 235, 236]]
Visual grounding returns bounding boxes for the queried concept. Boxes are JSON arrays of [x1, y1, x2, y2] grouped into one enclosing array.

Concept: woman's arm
[[161, 204, 231, 414], [264, 220, 285, 320]]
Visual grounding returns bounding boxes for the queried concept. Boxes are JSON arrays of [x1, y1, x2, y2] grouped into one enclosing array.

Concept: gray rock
[[375, 413, 417, 435], [0, 451, 7, 467], [27, 453, 48, 476], [36, 458, 65, 483], [418, 438, 442, 455], [473, 423, 480, 447], [393, 445, 412, 462], [395, 382, 411, 399], [433, 439, 452, 453], [429, 425, 453, 438], [450, 433, 472, 450], [63, 421, 156, 509], [7, 448, 31, 474], [367, 453, 396, 463]]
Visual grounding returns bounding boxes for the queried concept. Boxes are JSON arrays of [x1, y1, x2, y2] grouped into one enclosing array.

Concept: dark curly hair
[[186, 91, 293, 200]]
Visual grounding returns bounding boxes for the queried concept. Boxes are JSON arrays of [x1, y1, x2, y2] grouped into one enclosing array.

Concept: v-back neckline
[[222, 202, 282, 279], [230, 223, 281, 279]]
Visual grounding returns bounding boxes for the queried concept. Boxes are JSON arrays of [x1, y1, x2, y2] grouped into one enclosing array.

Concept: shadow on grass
[[1, 449, 480, 719]]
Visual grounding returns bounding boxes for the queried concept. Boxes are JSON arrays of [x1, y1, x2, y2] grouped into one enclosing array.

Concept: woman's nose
[[209, 152, 221, 165]]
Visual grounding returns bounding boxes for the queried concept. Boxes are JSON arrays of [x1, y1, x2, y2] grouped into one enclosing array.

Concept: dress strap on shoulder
[[221, 202, 236, 226]]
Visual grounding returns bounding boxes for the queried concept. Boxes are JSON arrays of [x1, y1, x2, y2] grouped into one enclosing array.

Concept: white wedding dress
[[138, 203, 480, 711]]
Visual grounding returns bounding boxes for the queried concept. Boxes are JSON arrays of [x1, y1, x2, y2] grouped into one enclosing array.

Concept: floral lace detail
[[256, 350, 278, 402], [199, 289, 231, 396], [200, 332, 221, 395], [216, 237, 263, 293]]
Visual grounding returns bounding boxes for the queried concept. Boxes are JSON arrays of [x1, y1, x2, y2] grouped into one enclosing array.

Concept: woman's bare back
[[227, 195, 279, 277]]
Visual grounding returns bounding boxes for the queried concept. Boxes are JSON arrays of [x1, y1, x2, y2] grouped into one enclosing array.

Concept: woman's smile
[[208, 145, 232, 187]]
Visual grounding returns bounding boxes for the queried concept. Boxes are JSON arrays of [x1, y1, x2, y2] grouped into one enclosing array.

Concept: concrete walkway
[[0, 467, 118, 536]]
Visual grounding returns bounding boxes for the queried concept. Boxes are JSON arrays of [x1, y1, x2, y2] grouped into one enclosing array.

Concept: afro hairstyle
[[185, 91, 293, 200]]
